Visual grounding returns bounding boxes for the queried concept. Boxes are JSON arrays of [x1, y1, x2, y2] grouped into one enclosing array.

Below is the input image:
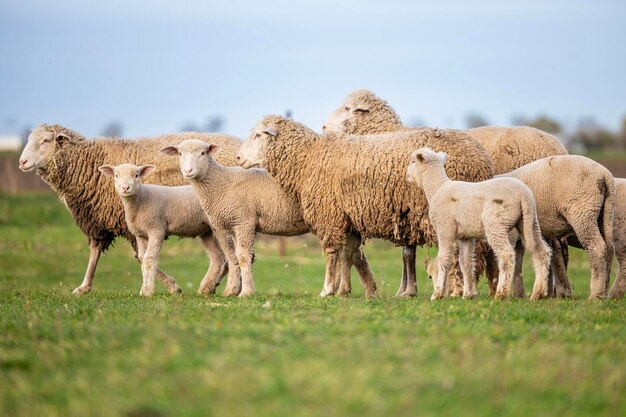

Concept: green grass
[[1, 192, 625, 417]]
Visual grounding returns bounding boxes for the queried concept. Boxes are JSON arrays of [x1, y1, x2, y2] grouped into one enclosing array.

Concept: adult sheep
[[608, 179, 626, 299], [236, 115, 494, 296], [323, 89, 569, 297], [18, 124, 241, 295]]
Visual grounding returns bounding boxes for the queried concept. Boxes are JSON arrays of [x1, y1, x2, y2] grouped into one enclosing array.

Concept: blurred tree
[[101, 121, 123, 137], [285, 110, 293, 120], [205, 116, 224, 132], [511, 115, 561, 134], [465, 113, 489, 128], [408, 117, 427, 127], [618, 115, 626, 150], [180, 122, 200, 132], [570, 118, 616, 151]]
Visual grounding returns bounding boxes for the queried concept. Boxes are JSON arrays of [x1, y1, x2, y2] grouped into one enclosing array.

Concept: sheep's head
[[425, 256, 438, 284], [160, 139, 220, 181], [406, 147, 448, 187], [237, 116, 282, 169], [19, 124, 77, 173], [322, 90, 402, 135], [98, 163, 155, 197]]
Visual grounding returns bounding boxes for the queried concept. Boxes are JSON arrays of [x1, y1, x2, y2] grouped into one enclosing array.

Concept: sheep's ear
[[160, 146, 179, 156], [263, 127, 278, 137], [207, 144, 220, 155], [139, 165, 156, 177], [55, 133, 70, 143], [98, 165, 115, 177], [414, 152, 426, 163], [353, 105, 370, 113]]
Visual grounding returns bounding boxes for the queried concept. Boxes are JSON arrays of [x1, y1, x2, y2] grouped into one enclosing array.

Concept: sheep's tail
[[519, 189, 548, 257], [600, 170, 616, 290]]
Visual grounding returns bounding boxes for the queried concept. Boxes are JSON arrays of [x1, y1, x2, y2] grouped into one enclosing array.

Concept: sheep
[[323, 89, 569, 297], [98, 163, 222, 297], [406, 147, 552, 300], [236, 115, 494, 296], [160, 139, 379, 298], [500, 155, 615, 299], [18, 124, 241, 295], [608, 178, 626, 299]]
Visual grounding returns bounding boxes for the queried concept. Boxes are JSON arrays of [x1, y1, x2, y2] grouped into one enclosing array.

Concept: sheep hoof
[[238, 290, 254, 298], [71, 286, 91, 296], [222, 288, 240, 297], [319, 289, 335, 298], [587, 293, 606, 300], [139, 287, 155, 297], [494, 291, 508, 300], [365, 292, 379, 300], [169, 286, 183, 295], [396, 291, 417, 298], [336, 289, 351, 297], [462, 292, 478, 300], [430, 292, 444, 301]]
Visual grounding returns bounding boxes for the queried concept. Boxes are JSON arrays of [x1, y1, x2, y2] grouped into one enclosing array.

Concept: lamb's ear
[[207, 144, 220, 155], [55, 132, 70, 143], [414, 152, 426, 163], [160, 145, 179, 156], [98, 165, 115, 177], [353, 105, 370, 113], [263, 127, 278, 137], [139, 165, 156, 177]]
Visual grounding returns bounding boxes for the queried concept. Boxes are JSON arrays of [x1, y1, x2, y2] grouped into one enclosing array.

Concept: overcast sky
[[1, 0, 625, 139]]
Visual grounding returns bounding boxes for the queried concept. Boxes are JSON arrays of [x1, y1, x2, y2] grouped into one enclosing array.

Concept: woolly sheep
[[608, 178, 626, 299], [161, 140, 379, 298], [236, 115, 494, 296], [18, 124, 241, 295], [98, 163, 223, 297], [323, 89, 569, 297], [406, 148, 552, 300], [500, 156, 615, 299]]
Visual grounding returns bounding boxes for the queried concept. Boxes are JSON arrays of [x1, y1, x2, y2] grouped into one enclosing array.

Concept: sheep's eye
[[255, 133, 261, 139], [344, 107, 350, 112], [135, 174, 139, 178], [200, 151, 205, 156], [115, 174, 118, 178], [178, 152, 181, 156]]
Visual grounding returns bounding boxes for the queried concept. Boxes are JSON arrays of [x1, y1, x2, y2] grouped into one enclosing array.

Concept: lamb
[[405, 147, 552, 300], [608, 179, 626, 299], [18, 124, 241, 295], [98, 163, 223, 296], [499, 156, 615, 299], [323, 89, 569, 297], [236, 115, 494, 296], [160, 140, 379, 298]]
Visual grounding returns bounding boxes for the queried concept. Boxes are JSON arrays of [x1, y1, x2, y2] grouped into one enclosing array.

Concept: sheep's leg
[[235, 228, 256, 298], [609, 245, 626, 299], [512, 241, 526, 298], [488, 229, 516, 300], [552, 239, 573, 298], [337, 235, 359, 296], [139, 234, 164, 297], [484, 247, 499, 297], [459, 239, 477, 299], [401, 245, 418, 297], [72, 239, 102, 295], [352, 248, 378, 299], [197, 232, 229, 295], [154, 270, 182, 294], [394, 252, 408, 297], [320, 250, 340, 297], [568, 218, 608, 299], [529, 239, 552, 301], [214, 231, 241, 297], [432, 238, 455, 300]]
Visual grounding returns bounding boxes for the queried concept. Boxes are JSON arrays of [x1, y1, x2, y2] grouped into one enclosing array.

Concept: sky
[[1, 0, 625, 139]]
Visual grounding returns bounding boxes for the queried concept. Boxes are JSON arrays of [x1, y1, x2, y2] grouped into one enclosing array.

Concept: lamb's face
[[406, 148, 448, 187], [322, 94, 370, 134], [19, 128, 66, 173], [425, 256, 438, 283], [237, 121, 275, 169], [98, 163, 155, 198], [161, 140, 219, 180]]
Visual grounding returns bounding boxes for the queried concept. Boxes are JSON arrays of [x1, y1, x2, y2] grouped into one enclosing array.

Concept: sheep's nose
[[236, 155, 241, 162], [184, 168, 192, 175], [122, 185, 130, 192], [18, 159, 27, 166]]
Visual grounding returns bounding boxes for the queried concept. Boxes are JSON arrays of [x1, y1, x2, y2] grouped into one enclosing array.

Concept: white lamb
[[406, 147, 552, 300], [98, 163, 222, 297]]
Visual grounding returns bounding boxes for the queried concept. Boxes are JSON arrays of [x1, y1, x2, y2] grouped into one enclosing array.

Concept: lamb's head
[[19, 124, 82, 174], [425, 256, 438, 283], [322, 90, 402, 135], [98, 163, 155, 198], [406, 147, 448, 187], [160, 139, 220, 180]]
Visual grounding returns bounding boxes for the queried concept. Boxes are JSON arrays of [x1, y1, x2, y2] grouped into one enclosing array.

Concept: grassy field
[[1, 192, 625, 417]]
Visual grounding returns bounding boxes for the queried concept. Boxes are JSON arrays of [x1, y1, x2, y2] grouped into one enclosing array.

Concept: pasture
[[1, 192, 625, 417]]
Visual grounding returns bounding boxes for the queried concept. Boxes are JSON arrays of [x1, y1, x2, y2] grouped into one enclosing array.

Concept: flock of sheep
[[17, 90, 626, 301]]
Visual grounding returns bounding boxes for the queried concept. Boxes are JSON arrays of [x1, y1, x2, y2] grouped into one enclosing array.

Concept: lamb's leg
[[352, 248, 378, 299], [72, 239, 102, 295], [394, 250, 408, 297], [197, 232, 229, 295], [139, 234, 164, 297], [484, 247, 499, 297], [552, 239, 573, 298], [488, 230, 516, 300], [609, 245, 626, 299], [512, 241, 526, 298], [432, 240, 454, 300], [529, 239, 552, 301], [459, 239, 477, 299], [320, 249, 340, 297], [213, 231, 241, 297], [235, 229, 256, 298], [154, 270, 182, 294], [568, 218, 608, 299], [400, 245, 418, 297]]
